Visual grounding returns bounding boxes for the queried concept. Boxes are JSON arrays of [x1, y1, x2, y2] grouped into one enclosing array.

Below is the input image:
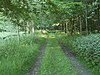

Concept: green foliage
[[73, 34, 100, 74], [0, 0, 100, 32], [0, 34, 45, 75], [38, 35, 77, 75], [0, 14, 16, 32], [58, 34, 100, 75]]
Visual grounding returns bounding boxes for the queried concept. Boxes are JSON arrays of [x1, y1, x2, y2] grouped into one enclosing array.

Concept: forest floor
[[28, 34, 92, 75]]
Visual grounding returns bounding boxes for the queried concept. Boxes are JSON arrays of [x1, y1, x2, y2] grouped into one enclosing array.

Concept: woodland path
[[27, 38, 47, 75], [28, 36, 92, 75]]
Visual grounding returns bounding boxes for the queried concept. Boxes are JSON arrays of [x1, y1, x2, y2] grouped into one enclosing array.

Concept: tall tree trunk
[[85, 6, 88, 35], [66, 21, 69, 34], [97, 4, 100, 32], [71, 19, 74, 35], [64, 22, 67, 33], [31, 21, 35, 35], [32, 27, 34, 34], [80, 16, 82, 34], [26, 22, 30, 34]]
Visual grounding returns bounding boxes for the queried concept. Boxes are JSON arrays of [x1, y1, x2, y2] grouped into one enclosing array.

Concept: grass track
[[38, 34, 77, 75]]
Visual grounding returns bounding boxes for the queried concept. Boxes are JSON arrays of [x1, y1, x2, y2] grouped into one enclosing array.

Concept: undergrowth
[[57, 33, 100, 75], [0, 34, 45, 75]]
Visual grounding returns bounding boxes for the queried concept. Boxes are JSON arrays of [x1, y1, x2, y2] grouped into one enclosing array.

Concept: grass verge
[[0, 34, 45, 75]]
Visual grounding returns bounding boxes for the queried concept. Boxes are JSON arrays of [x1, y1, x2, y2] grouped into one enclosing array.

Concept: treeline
[[51, 0, 100, 34], [0, 0, 40, 34], [0, 0, 100, 34]]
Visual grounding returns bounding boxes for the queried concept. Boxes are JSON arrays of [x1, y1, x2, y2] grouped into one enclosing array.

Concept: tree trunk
[[31, 21, 35, 35], [97, 4, 100, 32], [65, 22, 67, 33], [66, 22, 69, 34], [80, 16, 82, 34], [85, 6, 88, 35], [26, 22, 30, 34], [71, 19, 74, 35]]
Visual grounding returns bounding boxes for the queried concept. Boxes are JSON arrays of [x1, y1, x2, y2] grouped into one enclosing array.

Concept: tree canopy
[[0, 0, 100, 34]]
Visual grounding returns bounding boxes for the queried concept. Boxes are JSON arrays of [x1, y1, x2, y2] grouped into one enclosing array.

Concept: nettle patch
[[73, 34, 100, 66], [58, 34, 100, 75], [72, 34, 100, 74]]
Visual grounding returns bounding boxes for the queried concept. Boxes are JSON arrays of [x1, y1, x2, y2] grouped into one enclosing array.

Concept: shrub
[[58, 34, 100, 75]]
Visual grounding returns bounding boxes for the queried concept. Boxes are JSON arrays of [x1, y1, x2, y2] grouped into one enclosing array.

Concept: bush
[[58, 34, 100, 75], [73, 34, 100, 70]]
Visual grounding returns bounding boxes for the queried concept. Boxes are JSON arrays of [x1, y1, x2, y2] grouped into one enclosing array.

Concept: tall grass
[[0, 34, 45, 75]]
